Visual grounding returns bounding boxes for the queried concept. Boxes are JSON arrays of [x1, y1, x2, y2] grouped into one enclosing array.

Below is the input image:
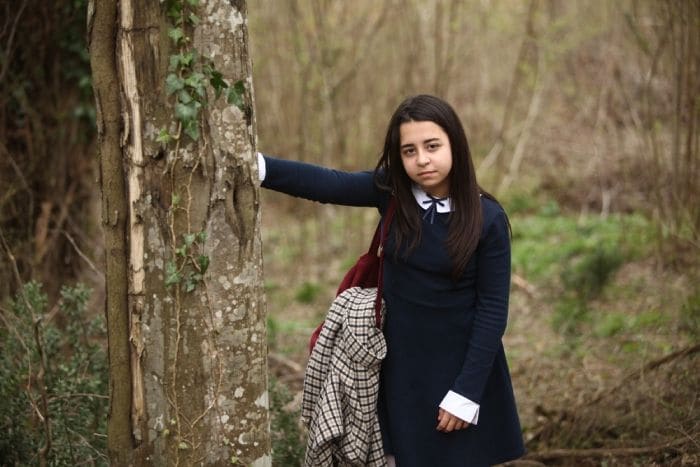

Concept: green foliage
[[561, 247, 624, 302], [553, 247, 624, 336], [295, 281, 322, 304], [679, 291, 700, 339], [165, 231, 209, 293], [594, 312, 627, 338], [512, 213, 651, 337], [511, 213, 649, 283], [160, 0, 248, 144], [0, 282, 107, 465], [267, 316, 279, 347], [552, 297, 590, 336], [269, 379, 304, 466]]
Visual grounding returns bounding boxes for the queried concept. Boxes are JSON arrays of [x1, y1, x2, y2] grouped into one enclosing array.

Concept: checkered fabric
[[301, 287, 388, 467]]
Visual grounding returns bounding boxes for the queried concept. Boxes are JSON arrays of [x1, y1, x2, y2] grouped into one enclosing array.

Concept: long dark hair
[[374, 94, 499, 279]]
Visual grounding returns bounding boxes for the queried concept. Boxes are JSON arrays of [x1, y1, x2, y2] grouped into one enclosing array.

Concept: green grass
[[511, 211, 656, 337], [511, 212, 653, 284]]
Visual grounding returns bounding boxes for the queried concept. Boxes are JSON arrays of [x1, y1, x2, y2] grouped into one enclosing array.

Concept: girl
[[260, 95, 524, 466]]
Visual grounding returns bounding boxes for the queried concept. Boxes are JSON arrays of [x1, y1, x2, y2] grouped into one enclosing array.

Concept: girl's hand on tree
[[436, 408, 469, 432]]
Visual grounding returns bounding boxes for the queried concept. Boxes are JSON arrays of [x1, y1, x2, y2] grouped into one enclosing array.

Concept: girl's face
[[399, 120, 453, 198]]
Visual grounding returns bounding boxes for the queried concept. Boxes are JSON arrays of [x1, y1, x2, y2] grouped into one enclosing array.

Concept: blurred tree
[[88, 0, 270, 465], [0, 0, 96, 300]]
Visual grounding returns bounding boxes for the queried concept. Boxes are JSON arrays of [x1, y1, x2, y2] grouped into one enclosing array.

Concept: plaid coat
[[301, 287, 387, 467]]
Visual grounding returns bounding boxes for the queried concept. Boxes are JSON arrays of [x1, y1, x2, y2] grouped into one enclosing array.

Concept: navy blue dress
[[262, 156, 525, 466]]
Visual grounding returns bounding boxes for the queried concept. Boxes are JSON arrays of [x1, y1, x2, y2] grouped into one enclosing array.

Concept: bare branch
[[62, 230, 104, 279], [525, 433, 696, 462], [0, 0, 29, 84]]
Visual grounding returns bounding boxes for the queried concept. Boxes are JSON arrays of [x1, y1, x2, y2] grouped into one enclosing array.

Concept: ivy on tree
[[160, 0, 244, 294], [158, 0, 247, 144]]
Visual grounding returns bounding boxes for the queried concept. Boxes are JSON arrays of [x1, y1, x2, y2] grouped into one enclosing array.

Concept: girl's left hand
[[436, 408, 469, 432]]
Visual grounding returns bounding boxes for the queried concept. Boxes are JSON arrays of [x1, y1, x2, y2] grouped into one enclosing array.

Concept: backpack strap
[[374, 197, 396, 327]]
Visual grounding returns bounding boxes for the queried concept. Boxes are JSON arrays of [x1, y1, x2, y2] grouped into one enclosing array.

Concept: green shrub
[[295, 281, 322, 304], [552, 297, 590, 336], [561, 246, 624, 301], [594, 312, 628, 338], [679, 291, 700, 339], [269, 378, 305, 466], [0, 281, 107, 465]]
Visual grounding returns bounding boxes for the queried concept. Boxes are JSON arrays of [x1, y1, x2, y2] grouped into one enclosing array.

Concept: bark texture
[[90, 0, 270, 465], [87, 0, 133, 464]]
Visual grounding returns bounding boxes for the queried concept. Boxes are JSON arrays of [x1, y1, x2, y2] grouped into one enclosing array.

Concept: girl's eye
[[402, 147, 416, 156], [427, 143, 441, 151]]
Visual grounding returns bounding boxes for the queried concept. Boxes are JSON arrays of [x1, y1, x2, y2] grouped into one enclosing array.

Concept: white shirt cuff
[[439, 390, 480, 425], [257, 152, 266, 182]]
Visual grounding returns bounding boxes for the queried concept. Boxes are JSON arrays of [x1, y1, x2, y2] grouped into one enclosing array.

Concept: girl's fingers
[[436, 409, 470, 432]]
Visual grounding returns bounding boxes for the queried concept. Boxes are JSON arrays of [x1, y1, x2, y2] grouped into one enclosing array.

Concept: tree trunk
[[89, 0, 270, 465]]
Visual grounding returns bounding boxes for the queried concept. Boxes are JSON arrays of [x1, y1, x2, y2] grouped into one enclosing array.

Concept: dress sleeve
[[439, 390, 480, 424], [260, 154, 381, 208], [451, 208, 511, 404]]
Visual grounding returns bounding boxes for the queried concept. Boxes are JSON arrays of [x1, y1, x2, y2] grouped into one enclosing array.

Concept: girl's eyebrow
[[401, 138, 441, 150]]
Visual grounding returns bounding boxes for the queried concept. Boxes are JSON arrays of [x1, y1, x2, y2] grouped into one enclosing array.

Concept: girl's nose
[[417, 150, 430, 166]]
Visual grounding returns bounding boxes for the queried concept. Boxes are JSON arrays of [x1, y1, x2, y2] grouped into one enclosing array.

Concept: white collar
[[411, 185, 454, 213]]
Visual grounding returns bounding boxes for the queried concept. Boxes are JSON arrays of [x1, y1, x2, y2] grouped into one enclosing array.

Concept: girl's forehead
[[399, 120, 448, 142]]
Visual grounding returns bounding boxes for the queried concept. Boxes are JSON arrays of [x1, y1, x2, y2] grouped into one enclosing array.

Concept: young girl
[[259, 95, 524, 466]]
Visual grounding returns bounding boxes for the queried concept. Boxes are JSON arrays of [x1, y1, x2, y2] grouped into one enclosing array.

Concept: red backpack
[[308, 198, 397, 352]]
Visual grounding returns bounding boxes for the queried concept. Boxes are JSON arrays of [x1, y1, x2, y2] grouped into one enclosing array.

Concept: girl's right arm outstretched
[[259, 154, 382, 208]]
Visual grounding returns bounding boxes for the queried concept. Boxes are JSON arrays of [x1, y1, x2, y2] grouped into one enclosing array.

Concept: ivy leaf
[[196, 231, 207, 243], [166, 73, 185, 95], [184, 119, 200, 141], [186, 0, 200, 6], [156, 127, 172, 144], [184, 273, 196, 293], [168, 27, 184, 45], [184, 72, 205, 89], [175, 101, 198, 122], [188, 13, 200, 25], [185, 72, 207, 98], [165, 261, 180, 287], [181, 51, 194, 67], [178, 89, 193, 105], [209, 70, 228, 99], [183, 233, 196, 247], [171, 193, 181, 207], [170, 51, 194, 71], [233, 79, 246, 95], [169, 54, 180, 72], [197, 255, 210, 274], [166, 3, 183, 22], [227, 80, 246, 111]]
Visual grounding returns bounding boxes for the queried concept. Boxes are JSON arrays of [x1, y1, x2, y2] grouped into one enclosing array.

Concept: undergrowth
[[511, 209, 654, 338], [269, 378, 305, 466], [0, 281, 107, 466]]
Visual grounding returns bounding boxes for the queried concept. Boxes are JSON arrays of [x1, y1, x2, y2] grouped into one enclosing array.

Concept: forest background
[[0, 0, 698, 465]]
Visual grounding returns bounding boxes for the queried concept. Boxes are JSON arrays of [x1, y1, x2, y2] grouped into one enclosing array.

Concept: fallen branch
[[527, 343, 700, 444], [268, 352, 304, 374], [586, 343, 700, 408], [512, 273, 536, 297], [525, 433, 695, 461]]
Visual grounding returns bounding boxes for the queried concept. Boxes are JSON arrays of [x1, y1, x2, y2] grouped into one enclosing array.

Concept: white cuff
[[257, 152, 266, 182], [439, 390, 480, 425]]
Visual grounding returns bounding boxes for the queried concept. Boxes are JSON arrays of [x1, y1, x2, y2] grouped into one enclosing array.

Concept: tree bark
[[89, 0, 270, 465], [87, 0, 133, 464]]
